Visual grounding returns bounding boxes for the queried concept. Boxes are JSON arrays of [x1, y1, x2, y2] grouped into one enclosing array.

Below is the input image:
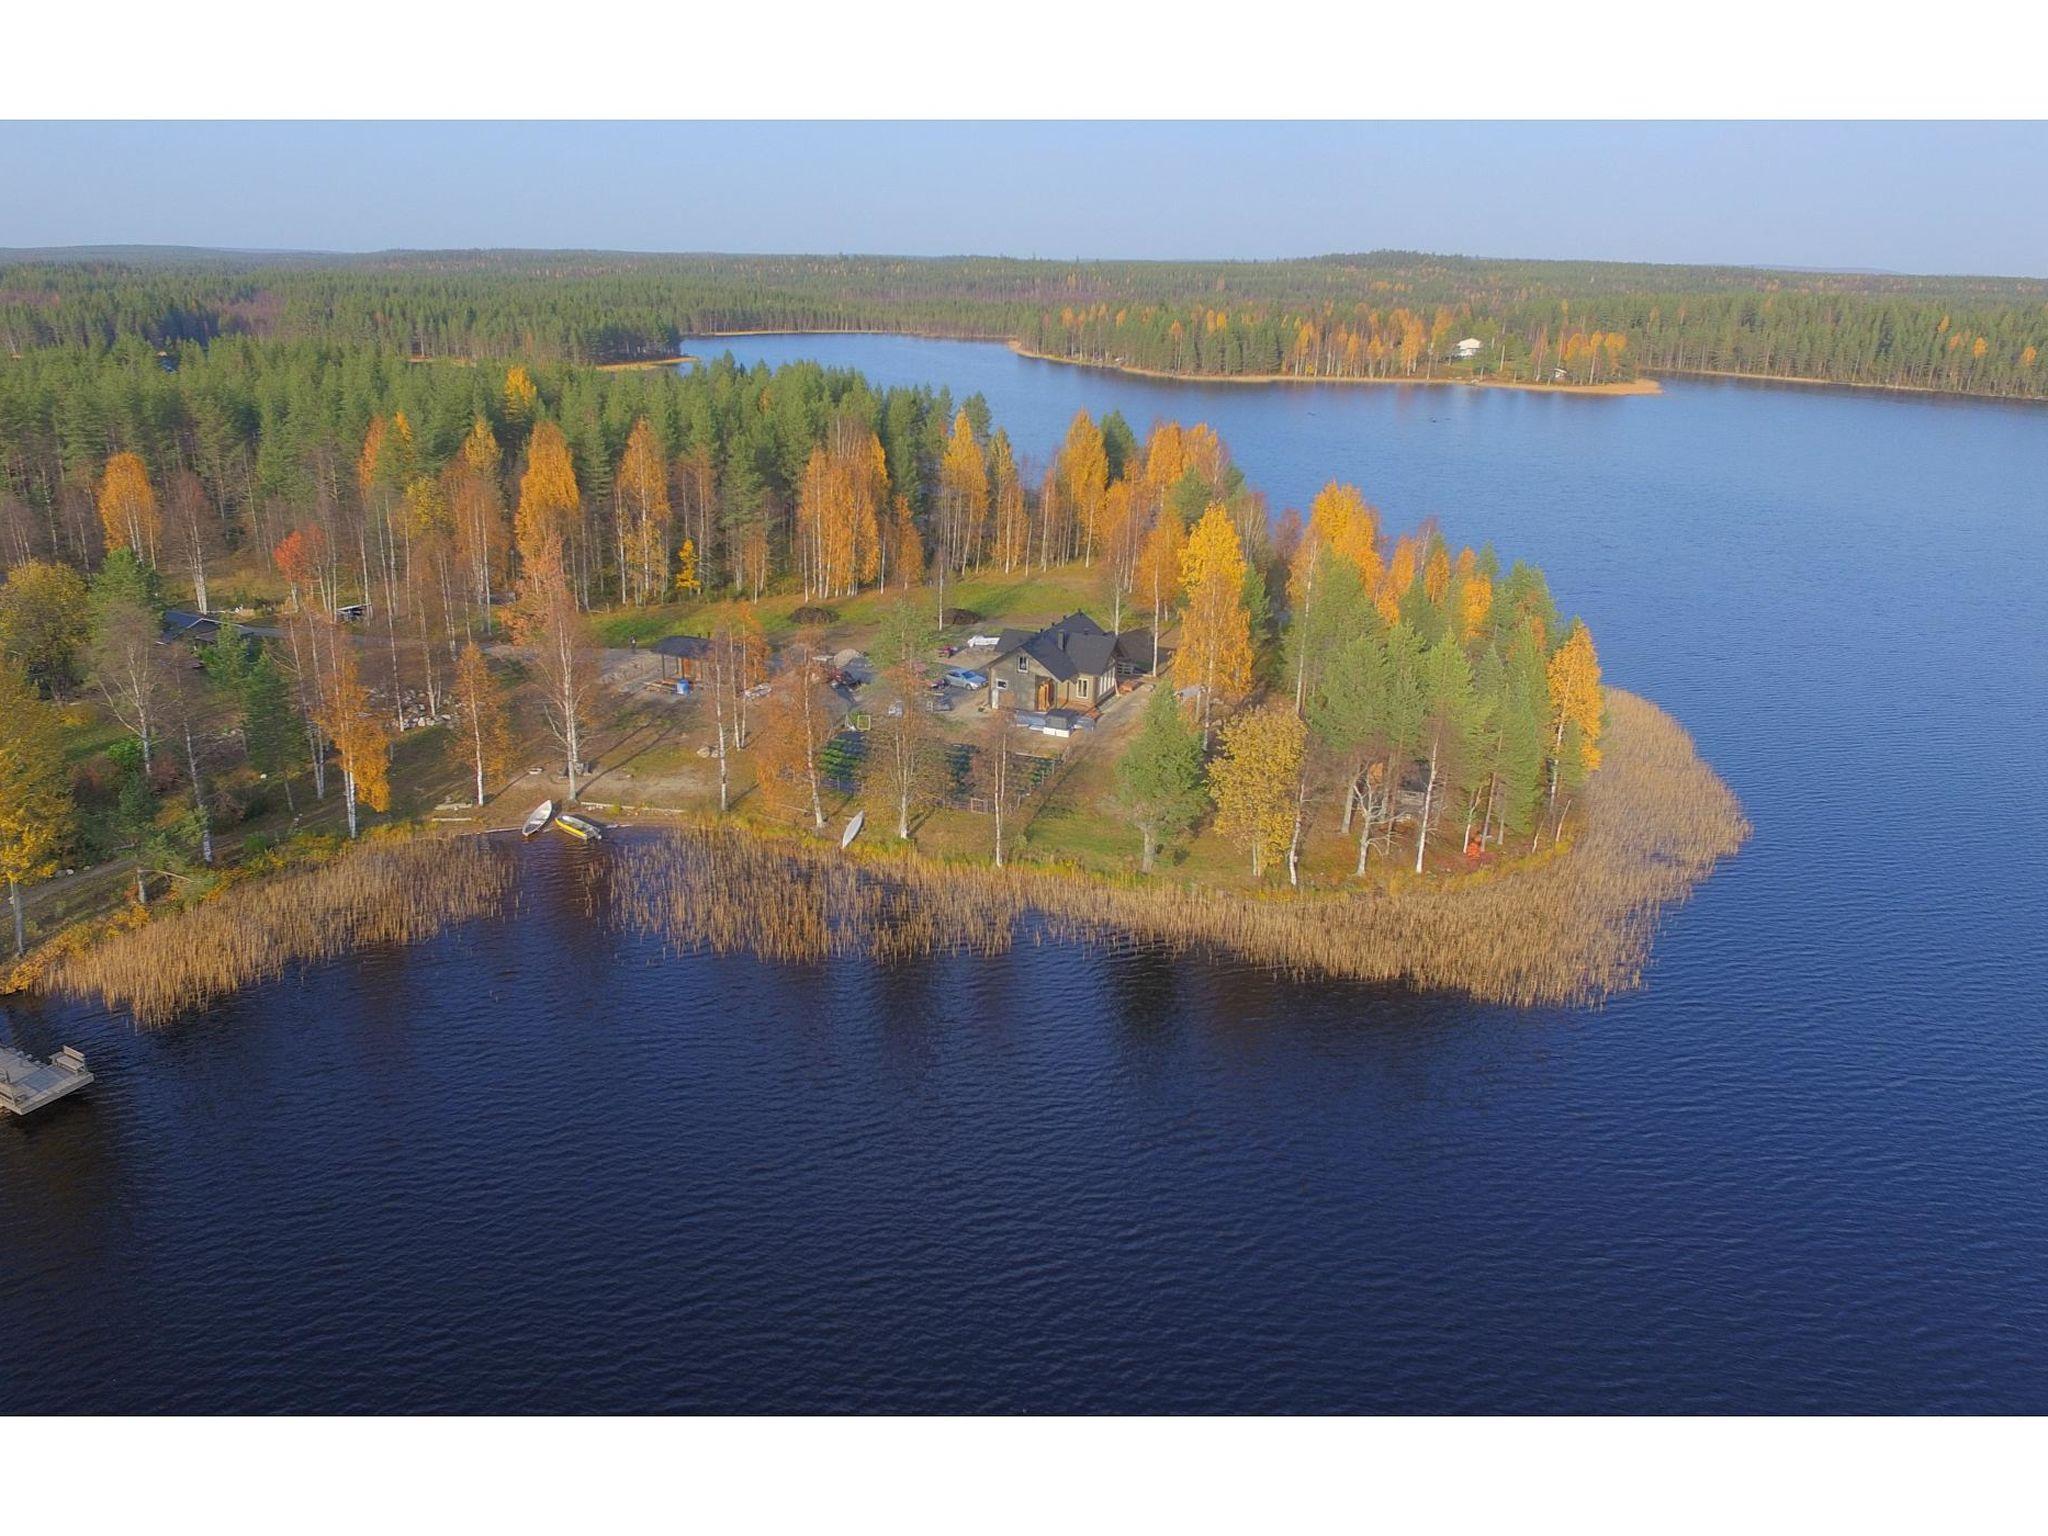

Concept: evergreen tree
[[1113, 684, 1207, 873]]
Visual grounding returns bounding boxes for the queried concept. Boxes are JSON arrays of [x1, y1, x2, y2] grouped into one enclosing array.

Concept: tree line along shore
[[0, 344, 1747, 1017], [4, 248, 2045, 399]]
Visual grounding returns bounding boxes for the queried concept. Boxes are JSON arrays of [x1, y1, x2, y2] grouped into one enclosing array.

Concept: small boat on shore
[[556, 812, 605, 842], [522, 800, 555, 837]]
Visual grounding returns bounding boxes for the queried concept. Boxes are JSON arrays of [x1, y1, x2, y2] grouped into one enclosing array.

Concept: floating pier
[[0, 1045, 94, 1117]]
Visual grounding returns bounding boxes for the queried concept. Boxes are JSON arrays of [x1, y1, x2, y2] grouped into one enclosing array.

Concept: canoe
[[841, 810, 865, 850], [556, 813, 604, 842], [521, 799, 555, 837]]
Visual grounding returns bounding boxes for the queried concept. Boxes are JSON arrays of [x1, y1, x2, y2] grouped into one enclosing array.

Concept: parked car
[[943, 668, 988, 690]]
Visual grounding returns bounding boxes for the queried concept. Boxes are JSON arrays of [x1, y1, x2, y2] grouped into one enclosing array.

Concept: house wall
[[993, 654, 1112, 710]]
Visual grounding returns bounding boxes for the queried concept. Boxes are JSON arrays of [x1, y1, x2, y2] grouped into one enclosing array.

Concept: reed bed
[[612, 689, 1748, 1006], [41, 690, 1743, 1022], [45, 836, 512, 1026]]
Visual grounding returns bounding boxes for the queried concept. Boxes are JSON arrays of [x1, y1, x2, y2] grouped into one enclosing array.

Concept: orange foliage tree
[[316, 637, 391, 838], [515, 421, 581, 575], [97, 452, 161, 566]]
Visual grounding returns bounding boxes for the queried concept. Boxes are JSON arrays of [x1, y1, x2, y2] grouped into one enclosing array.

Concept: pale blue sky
[[3, 121, 2042, 276]]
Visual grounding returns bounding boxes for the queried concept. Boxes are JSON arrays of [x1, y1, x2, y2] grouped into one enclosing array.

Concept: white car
[[943, 668, 988, 690]]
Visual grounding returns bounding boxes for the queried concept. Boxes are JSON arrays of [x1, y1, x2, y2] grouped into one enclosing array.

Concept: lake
[[4, 337, 2045, 1412]]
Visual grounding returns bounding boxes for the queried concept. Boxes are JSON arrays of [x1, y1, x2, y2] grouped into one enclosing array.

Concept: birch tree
[[0, 662, 72, 956]]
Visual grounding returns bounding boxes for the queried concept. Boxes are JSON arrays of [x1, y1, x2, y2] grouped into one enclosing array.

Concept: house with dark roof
[[160, 609, 223, 646], [987, 611, 1161, 713], [650, 633, 715, 684]]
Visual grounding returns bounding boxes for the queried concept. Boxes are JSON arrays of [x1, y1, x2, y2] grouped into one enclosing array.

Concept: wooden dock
[[0, 1045, 94, 1117]]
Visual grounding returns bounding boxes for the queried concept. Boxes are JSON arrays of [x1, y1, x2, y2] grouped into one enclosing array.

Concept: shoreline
[[23, 689, 1748, 1020], [1005, 342, 1664, 396], [674, 328, 2048, 407], [1642, 365, 2048, 407], [683, 330, 1660, 396]]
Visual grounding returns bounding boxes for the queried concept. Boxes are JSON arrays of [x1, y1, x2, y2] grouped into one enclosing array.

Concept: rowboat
[[556, 813, 604, 842], [521, 799, 555, 837]]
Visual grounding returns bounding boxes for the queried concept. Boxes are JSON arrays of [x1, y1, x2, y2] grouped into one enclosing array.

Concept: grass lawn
[[54, 702, 131, 766], [589, 561, 1123, 652]]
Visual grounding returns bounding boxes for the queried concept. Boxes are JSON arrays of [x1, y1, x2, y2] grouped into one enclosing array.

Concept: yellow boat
[[555, 812, 605, 842]]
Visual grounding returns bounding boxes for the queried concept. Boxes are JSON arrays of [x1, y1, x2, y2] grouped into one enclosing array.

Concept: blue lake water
[[4, 337, 2046, 1412]]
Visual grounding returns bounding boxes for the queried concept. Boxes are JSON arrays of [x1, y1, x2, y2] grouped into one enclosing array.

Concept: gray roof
[[650, 634, 715, 659], [162, 610, 221, 642], [994, 611, 1155, 682]]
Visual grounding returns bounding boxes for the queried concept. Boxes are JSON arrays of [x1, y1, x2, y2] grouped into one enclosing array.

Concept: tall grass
[[42, 689, 1745, 1021], [611, 690, 1748, 1006], [45, 836, 511, 1026]]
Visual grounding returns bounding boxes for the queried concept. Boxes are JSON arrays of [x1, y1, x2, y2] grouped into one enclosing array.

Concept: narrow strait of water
[[4, 338, 2045, 1412]]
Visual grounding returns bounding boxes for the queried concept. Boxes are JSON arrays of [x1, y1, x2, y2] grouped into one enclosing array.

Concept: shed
[[651, 633, 715, 683]]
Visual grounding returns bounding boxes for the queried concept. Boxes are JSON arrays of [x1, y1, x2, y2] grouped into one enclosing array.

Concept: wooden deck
[[0, 1045, 94, 1117]]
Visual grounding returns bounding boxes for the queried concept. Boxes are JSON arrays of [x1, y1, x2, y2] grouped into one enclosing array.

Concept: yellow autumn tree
[[796, 422, 886, 600], [503, 365, 539, 428], [1378, 534, 1420, 625], [1454, 549, 1493, 640], [1209, 702, 1305, 880], [1055, 410, 1109, 563], [462, 414, 502, 476], [316, 638, 391, 838], [1132, 506, 1186, 675], [988, 431, 1028, 573], [889, 496, 925, 590], [0, 661, 73, 956], [674, 537, 701, 597], [1424, 542, 1452, 604], [446, 422, 508, 619], [1177, 502, 1253, 744], [97, 452, 161, 566], [511, 533, 599, 801], [1306, 481, 1382, 591], [935, 411, 989, 574], [1097, 479, 1145, 629], [515, 421, 580, 573], [617, 417, 671, 605], [1545, 618, 1604, 813], [1143, 421, 1190, 498]]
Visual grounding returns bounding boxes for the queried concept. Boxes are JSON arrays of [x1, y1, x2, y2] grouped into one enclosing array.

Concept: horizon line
[[4, 242, 2044, 286]]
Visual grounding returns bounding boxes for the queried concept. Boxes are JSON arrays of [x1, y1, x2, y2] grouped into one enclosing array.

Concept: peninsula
[[1, 346, 1747, 1025]]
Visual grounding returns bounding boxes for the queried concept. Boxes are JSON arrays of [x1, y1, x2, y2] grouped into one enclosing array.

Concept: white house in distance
[[1452, 336, 1485, 361]]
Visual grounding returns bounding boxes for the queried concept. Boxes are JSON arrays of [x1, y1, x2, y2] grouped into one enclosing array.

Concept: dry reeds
[[612, 690, 1748, 1006], [45, 835, 512, 1026], [42, 690, 1745, 1022]]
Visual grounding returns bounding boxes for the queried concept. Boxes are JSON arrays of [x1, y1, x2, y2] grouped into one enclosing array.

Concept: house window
[[1016, 655, 1028, 672], [1076, 677, 1091, 699]]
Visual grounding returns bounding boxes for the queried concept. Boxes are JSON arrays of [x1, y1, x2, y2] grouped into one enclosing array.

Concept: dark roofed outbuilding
[[651, 633, 715, 683]]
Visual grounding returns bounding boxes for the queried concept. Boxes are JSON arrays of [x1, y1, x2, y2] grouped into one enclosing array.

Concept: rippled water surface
[[4, 339, 2046, 1412]]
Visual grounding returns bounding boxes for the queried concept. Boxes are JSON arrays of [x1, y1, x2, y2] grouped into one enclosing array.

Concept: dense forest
[[0, 323, 1609, 963], [3, 248, 2045, 397]]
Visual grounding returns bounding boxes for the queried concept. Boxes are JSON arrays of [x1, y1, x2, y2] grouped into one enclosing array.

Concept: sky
[[3, 121, 2043, 277]]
